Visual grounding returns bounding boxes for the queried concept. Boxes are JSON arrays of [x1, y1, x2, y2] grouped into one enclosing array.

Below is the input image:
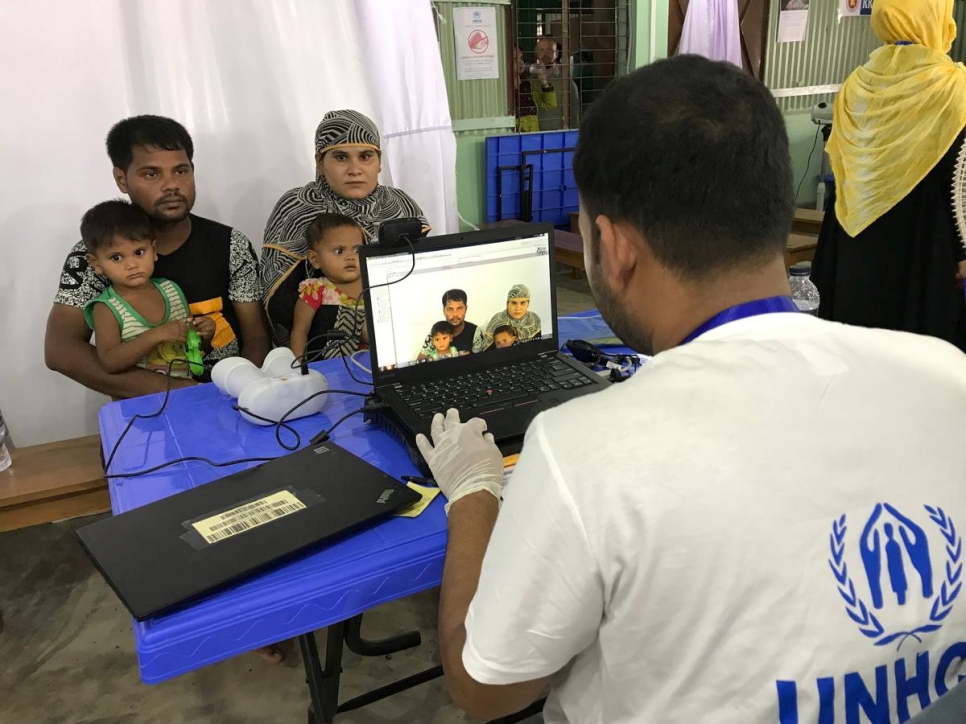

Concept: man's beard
[[148, 194, 193, 224], [587, 247, 654, 356]]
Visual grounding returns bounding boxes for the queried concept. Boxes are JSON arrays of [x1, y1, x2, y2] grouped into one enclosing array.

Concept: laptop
[[359, 224, 609, 465], [77, 441, 421, 620]]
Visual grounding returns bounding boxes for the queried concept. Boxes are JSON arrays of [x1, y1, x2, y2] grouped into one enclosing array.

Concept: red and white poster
[[839, 0, 873, 19], [454, 6, 499, 81]]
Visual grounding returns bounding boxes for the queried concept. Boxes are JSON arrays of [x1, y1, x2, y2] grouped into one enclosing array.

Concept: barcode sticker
[[190, 491, 306, 544]]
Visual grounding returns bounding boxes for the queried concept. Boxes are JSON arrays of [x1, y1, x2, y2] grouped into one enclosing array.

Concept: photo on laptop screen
[[364, 233, 555, 372]]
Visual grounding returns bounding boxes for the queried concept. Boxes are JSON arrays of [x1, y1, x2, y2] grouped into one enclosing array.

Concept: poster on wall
[[839, 0, 873, 19], [778, 0, 810, 43], [453, 6, 499, 81]]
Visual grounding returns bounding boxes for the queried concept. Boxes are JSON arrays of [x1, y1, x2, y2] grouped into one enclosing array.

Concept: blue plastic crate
[[485, 130, 579, 226]]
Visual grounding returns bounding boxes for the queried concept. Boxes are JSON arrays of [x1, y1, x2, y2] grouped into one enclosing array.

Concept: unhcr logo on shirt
[[776, 504, 964, 722]]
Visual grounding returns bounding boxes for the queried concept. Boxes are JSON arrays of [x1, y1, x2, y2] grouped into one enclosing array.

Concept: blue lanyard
[[895, 41, 913, 46], [680, 296, 800, 346]]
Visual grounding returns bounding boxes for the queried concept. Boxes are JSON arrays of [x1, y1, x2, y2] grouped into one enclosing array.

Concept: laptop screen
[[364, 231, 555, 374]]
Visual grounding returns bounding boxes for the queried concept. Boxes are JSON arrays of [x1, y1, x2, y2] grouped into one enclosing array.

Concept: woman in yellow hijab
[[811, 0, 966, 350]]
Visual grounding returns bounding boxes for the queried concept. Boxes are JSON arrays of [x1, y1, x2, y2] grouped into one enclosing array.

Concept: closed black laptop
[[77, 442, 420, 620], [359, 224, 609, 462]]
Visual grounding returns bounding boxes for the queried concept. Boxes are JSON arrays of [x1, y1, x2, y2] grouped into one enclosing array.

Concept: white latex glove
[[415, 408, 505, 513]]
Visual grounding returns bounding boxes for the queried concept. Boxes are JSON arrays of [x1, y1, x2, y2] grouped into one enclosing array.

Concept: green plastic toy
[[185, 327, 205, 377]]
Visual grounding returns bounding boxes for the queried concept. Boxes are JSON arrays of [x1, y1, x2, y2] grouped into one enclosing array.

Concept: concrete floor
[[0, 271, 594, 724]]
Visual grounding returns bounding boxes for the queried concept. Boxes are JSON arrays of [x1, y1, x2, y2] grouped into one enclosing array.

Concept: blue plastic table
[[97, 312, 619, 721]]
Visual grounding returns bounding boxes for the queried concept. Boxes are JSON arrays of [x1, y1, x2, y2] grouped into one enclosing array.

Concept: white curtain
[[0, 0, 457, 446], [677, 0, 744, 68]]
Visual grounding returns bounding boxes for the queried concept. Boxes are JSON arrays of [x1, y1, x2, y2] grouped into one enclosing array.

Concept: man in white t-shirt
[[415, 54, 966, 723]]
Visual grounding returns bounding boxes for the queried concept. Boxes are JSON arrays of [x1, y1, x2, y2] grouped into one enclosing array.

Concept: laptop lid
[[77, 442, 421, 620], [360, 224, 559, 389]]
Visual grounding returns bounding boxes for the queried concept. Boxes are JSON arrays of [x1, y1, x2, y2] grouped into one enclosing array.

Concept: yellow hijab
[[828, 0, 966, 237]]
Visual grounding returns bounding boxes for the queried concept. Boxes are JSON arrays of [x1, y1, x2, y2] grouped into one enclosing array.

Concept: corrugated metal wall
[[435, 1, 515, 133], [952, 0, 966, 62], [764, 1, 879, 112]]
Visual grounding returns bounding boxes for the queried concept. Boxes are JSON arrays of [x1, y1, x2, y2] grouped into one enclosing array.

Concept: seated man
[[419, 289, 483, 356], [45, 115, 271, 397], [417, 56, 966, 722]]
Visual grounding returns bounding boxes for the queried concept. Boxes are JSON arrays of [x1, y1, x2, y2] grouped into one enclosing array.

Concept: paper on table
[[395, 483, 441, 518]]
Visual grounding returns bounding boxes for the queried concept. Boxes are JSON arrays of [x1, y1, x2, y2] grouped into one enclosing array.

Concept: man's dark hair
[[573, 55, 794, 279], [431, 321, 454, 337], [106, 115, 194, 171], [442, 289, 468, 307], [493, 324, 517, 338], [80, 199, 154, 253], [305, 212, 363, 249]]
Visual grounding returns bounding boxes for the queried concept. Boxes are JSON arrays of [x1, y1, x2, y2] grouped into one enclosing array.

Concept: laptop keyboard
[[396, 357, 597, 419]]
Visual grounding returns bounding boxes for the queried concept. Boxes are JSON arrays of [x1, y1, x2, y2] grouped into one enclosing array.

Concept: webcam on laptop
[[378, 218, 425, 247]]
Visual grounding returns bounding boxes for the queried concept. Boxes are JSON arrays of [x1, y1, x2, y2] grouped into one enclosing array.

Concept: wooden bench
[[555, 230, 586, 279], [785, 233, 818, 269], [0, 435, 109, 532], [792, 208, 824, 236]]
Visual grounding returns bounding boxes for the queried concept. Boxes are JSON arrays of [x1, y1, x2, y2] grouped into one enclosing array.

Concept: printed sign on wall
[[839, 0, 873, 19], [454, 6, 499, 81], [778, 0, 810, 43]]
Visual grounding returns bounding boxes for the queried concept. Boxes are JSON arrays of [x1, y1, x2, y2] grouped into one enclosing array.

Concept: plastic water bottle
[[0, 409, 11, 473], [789, 262, 820, 315]]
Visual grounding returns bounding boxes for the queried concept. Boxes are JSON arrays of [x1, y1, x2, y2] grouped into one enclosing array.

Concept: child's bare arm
[[92, 304, 187, 374], [289, 299, 315, 359]]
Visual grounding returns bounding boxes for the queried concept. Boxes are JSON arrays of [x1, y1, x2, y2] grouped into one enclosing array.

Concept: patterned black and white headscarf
[[313, 109, 381, 156], [260, 109, 430, 341], [481, 283, 543, 346]]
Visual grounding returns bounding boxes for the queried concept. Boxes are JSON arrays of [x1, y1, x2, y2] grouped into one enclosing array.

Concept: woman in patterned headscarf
[[811, 0, 966, 350], [480, 283, 542, 349], [260, 110, 430, 344]]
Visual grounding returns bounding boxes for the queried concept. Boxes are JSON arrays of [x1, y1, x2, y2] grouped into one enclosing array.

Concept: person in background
[[81, 200, 215, 378], [288, 213, 367, 361], [261, 110, 429, 345], [533, 36, 581, 130], [45, 115, 270, 397], [416, 55, 966, 723], [513, 46, 541, 132], [812, 0, 966, 351]]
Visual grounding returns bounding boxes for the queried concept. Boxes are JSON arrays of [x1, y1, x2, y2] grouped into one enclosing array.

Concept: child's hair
[[431, 320, 454, 338], [305, 212, 363, 250], [80, 199, 154, 253], [493, 324, 517, 339]]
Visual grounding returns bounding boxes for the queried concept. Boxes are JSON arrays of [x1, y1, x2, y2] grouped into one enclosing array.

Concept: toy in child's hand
[[211, 347, 329, 426], [185, 328, 205, 377]]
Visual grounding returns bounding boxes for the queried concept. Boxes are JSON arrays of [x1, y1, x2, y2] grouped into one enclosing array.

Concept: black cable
[[230, 406, 303, 450], [233, 389, 372, 451], [796, 125, 822, 203], [103, 299, 395, 477], [288, 234, 419, 385], [102, 356, 198, 476], [310, 406, 368, 444], [291, 329, 370, 387]]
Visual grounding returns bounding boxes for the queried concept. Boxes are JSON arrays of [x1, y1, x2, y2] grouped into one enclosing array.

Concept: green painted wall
[[633, 0, 667, 67], [456, 134, 488, 229]]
